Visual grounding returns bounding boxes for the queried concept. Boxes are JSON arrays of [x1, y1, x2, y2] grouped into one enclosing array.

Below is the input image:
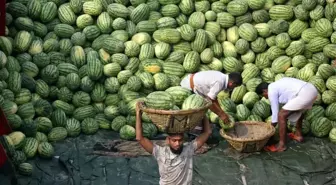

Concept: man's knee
[[278, 109, 290, 120]]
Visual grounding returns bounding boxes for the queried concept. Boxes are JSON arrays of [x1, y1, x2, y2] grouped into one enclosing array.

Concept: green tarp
[[1, 128, 335, 185]]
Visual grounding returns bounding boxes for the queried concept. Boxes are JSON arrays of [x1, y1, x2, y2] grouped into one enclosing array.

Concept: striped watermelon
[[269, 5, 294, 20], [311, 117, 332, 137], [182, 94, 206, 110], [48, 127, 68, 142], [165, 86, 192, 106], [37, 142, 54, 158], [145, 91, 175, 110], [18, 163, 33, 176], [81, 118, 99, 135], [23, 137, 39, 158]]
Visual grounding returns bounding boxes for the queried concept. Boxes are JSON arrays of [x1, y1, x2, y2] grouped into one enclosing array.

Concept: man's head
[[227, 72, 243, 90], [256, 82, 269, 98], [166, 133, 184, 154]]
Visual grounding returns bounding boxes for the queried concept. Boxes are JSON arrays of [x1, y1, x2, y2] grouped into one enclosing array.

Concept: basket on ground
[[220, 121, 275, 153], [139, 100, 212, 134]]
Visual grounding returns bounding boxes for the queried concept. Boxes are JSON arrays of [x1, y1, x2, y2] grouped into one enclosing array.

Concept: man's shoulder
[[153, 143, 167, 152], [183, 140, 197, 152], [183, 141, 193, 147]]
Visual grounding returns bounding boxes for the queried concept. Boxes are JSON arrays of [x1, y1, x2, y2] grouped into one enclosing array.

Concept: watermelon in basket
[[140, 91, 212, 134]]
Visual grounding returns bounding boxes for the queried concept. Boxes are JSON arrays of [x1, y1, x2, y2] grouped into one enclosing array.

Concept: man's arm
[[135, 102, 154, 154], [269, 88, 279, 126], [209, 99, 230, 123], [194, 117, 212, 150], [207, 81, 230, 123]]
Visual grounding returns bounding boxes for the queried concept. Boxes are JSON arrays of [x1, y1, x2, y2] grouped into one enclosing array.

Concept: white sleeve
[[207, 81, 223, 100], [187, 140, 198, 156], [152, 144, 161, 159], [269, 88, 279, 123], [192, 140, 198, 152]]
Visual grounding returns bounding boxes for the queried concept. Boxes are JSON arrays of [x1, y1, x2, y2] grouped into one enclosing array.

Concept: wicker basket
[[139, 100, 212, 134], [220, 121, 275, 153]]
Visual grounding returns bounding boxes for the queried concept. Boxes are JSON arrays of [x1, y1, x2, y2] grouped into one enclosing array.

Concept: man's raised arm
[[195, 118, 212, 150], [135, 102, 154, 154]]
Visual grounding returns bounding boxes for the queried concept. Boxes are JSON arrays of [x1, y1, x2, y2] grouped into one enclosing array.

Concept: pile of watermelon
[[1, 0, 336, 175]]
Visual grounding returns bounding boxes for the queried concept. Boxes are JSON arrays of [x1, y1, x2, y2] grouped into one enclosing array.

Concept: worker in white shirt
[[180, 71, 243, 135], [256, 77, 318, 152]]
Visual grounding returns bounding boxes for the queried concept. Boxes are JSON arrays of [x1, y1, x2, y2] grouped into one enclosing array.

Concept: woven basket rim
[[220, 121, 275, 142], [139, 99, 213, 115]]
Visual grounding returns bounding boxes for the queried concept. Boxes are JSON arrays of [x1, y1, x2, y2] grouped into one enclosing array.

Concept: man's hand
[[136, 101, 142, 115], [220, 113, 230, 124], [209, 98, 230, 124]]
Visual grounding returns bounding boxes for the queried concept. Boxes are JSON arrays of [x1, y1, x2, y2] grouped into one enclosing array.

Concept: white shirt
[[180, 71, 228, 100], [268, 77, 308, 123], [153, 140, 197, 185]]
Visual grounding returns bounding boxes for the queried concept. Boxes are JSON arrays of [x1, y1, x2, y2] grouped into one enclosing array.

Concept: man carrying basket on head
[[180, 70, 243, 135], [256, 77, 318, 152], [135, 102, 212, 185]]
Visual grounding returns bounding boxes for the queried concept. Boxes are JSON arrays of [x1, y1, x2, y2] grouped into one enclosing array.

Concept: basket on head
[[220, 121, 275, 153], [139, 100, 212, 134]]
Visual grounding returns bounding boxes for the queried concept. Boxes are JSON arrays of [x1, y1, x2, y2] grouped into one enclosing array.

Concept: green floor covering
[[1, 129, 335, 185]]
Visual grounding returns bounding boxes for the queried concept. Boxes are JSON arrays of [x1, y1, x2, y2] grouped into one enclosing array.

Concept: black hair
[[256, 82, 269, 95], [228, 72, 243, 86]]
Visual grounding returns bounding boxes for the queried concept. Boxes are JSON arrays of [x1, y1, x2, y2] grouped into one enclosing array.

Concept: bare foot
[[288, 133, 304, 142], [264, 144, 287, 152]]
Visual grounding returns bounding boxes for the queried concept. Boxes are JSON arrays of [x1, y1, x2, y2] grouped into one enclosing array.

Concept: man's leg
[[265, 109, 291, 152], [277, 109, 291, 150], [288, 113, 304, 142], [295, 114, 303, 136]]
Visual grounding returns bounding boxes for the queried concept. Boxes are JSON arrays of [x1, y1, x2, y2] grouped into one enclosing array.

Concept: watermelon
[[165, 86, 192, 106], [23, 137, 39, 158], [329, 128, 336, 143], [18, 163, 33, 176], [182, 94, 206, 110], [2, 0, 336, 145], [81, 118, 99, 135], [119, 125, 136, 140], [48, 127, 68, 142], [11, 151, 27, 166], [145, 91, 175, 110], [37, 142, 54, 158], [311, 117, 332, 137]]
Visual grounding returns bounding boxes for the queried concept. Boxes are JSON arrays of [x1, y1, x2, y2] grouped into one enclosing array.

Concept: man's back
[[152, 141, 197, 185], [193, 71, 227, 88], [269, 77, 308, 96], [180, 70, 228, 99]]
